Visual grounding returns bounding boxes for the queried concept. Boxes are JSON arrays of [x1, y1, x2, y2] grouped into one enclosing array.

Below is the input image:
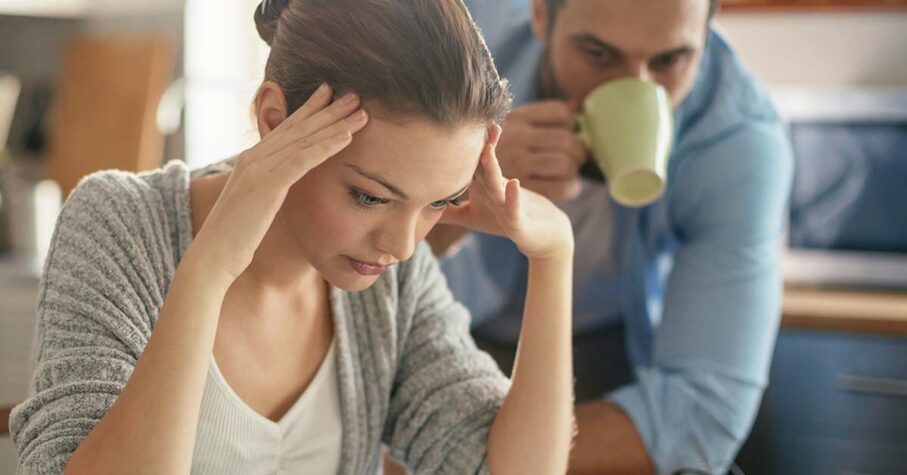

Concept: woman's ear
[[255, 81, 289, 138]]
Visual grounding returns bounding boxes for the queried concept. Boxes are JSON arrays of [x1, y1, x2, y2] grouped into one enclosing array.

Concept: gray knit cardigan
[[9, 160, 510, 474]]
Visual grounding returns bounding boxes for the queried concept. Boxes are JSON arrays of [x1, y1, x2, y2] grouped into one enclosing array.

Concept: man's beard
[[537, 47, 606, 183]]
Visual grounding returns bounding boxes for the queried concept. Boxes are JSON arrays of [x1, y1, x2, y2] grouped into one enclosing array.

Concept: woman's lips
[[347, 257, 391, 276]]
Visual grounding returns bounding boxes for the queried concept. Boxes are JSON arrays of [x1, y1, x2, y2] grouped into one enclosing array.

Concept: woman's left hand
[[440, 124, 574, 261]]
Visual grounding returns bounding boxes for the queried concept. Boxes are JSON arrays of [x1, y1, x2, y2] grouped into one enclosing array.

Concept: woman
[[10, 1, 575, 474]]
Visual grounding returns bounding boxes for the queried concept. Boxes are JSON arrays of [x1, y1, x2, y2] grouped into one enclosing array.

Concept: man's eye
[[584, 48, 613, 62], [653, 53, 684, 69]]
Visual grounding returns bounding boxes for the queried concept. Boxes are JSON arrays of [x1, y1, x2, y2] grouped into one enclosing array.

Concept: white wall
[[716, 11, 907, 87]]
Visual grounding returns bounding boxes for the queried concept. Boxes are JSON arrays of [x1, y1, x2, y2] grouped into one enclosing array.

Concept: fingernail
[[314, 83, 329, 98], [340, 93, 359, 105], [487, 124, 502, 145], [331, 131, 352, 142], [348, 109, 368, 123]]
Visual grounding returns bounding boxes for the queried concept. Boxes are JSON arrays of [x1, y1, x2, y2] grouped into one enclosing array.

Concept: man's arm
[[426, 223, 470, 257], [569, 402, 654, 475], [571, 122, 794, 474]]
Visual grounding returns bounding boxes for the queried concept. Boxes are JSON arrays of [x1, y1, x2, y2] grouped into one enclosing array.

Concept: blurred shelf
[[783, 286, 907, 335], [1, 0, 184, 19], [0, 0, 88, 19], [722, 0, 907, 12]]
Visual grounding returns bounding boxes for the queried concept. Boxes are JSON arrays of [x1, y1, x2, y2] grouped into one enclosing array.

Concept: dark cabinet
[[737, 329, 907, 475]]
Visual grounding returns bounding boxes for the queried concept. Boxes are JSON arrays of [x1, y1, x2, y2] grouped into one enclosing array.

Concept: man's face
[[533, 0, 711, 109]]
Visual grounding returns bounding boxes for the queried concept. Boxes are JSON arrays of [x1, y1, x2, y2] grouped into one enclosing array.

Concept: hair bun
[[254, 0, 291, 46]]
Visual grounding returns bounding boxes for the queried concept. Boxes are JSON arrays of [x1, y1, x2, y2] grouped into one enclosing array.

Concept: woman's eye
[[430, 198, 462, 210], [351, 190, 388, 207]]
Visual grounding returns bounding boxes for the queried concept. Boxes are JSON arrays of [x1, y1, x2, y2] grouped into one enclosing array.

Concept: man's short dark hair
[[544, 0, 720, 21]]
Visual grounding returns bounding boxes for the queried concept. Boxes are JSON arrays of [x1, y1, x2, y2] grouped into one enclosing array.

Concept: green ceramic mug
[[575, 78, 673, 207]]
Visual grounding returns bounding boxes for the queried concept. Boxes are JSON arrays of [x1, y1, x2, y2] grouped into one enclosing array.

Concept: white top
[[191, 342, 343, 475]]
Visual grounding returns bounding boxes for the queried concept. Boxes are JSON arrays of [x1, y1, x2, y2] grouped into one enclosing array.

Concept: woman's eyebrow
[[345, 163, 409, 200], [345, 163, 472, 202]]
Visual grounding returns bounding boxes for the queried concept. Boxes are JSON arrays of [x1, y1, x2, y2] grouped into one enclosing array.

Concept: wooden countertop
[[0, 407, 9, 435], [782, 286, 907, 336]]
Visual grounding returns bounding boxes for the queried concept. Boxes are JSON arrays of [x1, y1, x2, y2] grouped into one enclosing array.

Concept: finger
[[525, 152, 581, 178], [508, 101, 573, 127], [252, 83, 332, 155], [476, 143, 508, 203], [293, 92, 363, 137], [483, 129, 507, 181], [487, 123, 502, 147], [277, 82, 332, 129], [523, 177, 582, 202], [524, 128, 586, 164], [568, 134, 589, 166], [265, 92, 363, 154], [504, 178, 521, 218], [273, 130, 354, 184], [279, 107, 368, 165]]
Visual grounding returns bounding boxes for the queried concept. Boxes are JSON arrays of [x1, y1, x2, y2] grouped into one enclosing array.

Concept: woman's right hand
[[188, 83, 368, 286]]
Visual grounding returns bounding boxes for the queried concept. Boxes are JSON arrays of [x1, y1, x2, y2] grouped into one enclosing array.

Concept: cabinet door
[[737, 330, 907, 474]]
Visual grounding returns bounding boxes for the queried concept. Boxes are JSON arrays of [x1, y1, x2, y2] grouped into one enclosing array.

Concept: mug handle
[[574, 113, 593, 151]]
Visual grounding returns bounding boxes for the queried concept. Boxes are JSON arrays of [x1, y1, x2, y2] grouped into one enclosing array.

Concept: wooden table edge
[[1, 406, 11, 435], [782, 286, 907, 336]]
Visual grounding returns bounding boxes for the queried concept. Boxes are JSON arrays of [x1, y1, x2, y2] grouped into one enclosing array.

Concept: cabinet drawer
[[755, 330, 907, 441], [740, 432, 907, 475]]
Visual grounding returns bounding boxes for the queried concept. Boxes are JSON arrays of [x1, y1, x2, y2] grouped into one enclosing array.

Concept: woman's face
[[282, 113, 486, 292]]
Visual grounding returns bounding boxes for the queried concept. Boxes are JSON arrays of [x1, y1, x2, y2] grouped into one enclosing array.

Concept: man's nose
[[627, 63, 652, 82]]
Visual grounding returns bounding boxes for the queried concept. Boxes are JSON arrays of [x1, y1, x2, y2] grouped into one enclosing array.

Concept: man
[[430, 0, 794, 473]]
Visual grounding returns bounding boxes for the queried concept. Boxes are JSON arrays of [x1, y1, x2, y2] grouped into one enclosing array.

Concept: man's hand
[[497, 101, 588, 202], [441, 125, 573, 261]]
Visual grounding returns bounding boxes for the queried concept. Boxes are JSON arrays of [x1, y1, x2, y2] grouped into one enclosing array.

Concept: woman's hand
[[189, 83, 369, 285], [440, 124, 573, 261]]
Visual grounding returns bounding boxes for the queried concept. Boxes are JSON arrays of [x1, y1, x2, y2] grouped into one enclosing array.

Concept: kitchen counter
[[782, 285, 907, 336]]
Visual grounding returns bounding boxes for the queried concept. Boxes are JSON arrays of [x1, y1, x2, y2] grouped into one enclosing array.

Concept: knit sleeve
[[9, 171, 177, 475], [383, 242, 510, 475]]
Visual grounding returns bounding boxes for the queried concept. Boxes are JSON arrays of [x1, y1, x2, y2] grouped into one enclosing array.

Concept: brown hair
[[543, 0, 720, 24], [254, 0, 511, 128]]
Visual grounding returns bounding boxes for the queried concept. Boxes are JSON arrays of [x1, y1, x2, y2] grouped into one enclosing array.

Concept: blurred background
[[0, 1, 905, 474]]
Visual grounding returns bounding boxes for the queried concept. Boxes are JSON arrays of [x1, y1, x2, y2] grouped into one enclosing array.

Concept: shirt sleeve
[[609, 122, 794, 474], [440, 233, 525, 328], [384, 243, 511, 475], [9, 175, 164, 475]]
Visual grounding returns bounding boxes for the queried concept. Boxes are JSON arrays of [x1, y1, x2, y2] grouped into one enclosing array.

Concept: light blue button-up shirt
[[442, 1, 794, 473]]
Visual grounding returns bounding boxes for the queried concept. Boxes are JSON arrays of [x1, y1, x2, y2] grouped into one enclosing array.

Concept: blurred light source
[[184, 0, 269, 167]]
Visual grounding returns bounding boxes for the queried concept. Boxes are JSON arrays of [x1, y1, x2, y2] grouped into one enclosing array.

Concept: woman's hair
[[254, 0, 511, 127]]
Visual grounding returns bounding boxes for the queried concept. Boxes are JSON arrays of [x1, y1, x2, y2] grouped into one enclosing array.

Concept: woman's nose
[[373, 217, 418, 262]]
